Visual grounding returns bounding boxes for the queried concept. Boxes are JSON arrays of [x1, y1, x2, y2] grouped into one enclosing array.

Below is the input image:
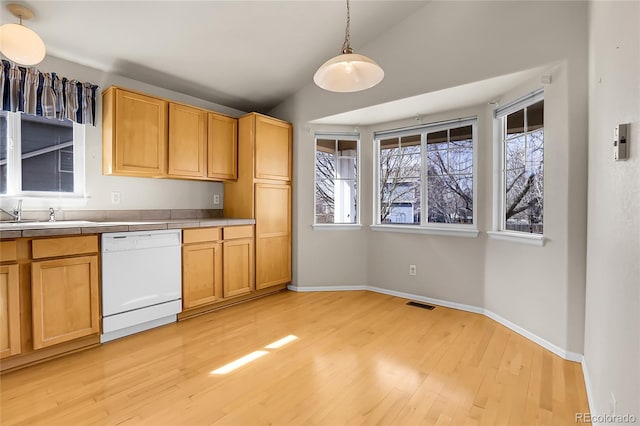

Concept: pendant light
[[0, 4, 46, 66], [314, 0, 384, 92]]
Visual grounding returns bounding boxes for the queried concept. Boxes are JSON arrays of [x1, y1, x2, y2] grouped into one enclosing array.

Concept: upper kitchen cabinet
[[254, 114, 292, 182], [208, 113, 238, 181], [168, 103, 207, 179], [103, 87, 168, 177], [102, 86, 238, 182]]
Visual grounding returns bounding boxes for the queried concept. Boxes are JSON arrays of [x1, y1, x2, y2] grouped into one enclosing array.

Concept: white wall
[[1, 55, 245, 212], [484, 59, 589, 356], [360, 106, 488, 309], [271, 1, 589, 356], [585, 1, 639, 419]]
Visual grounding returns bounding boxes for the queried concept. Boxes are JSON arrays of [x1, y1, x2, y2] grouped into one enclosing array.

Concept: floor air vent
[[406, 301, 436, 310]]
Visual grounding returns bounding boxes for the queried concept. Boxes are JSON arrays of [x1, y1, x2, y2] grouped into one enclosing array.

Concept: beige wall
[[0, 55, 245, 212], [585, 1, 639, 418], [272, 1, 589, 356]]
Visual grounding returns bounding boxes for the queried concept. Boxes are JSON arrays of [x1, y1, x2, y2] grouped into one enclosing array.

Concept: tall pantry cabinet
[[224, 113, 292, 289]]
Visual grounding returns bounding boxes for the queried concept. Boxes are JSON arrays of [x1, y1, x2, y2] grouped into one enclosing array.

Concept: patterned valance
[[0, 59, 98, 125]]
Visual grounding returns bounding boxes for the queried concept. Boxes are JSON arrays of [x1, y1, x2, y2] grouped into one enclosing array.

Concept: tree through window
[[375, 118, 477, 228], [315, 134, 359, 224], [499, 96, 544, 234]]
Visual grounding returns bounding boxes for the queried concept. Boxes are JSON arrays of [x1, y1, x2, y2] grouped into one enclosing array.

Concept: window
[[314, 133, 359, 225], [495, 90, 544, 235], [0, 111, 85, 197], [374, 117, 477, 233]]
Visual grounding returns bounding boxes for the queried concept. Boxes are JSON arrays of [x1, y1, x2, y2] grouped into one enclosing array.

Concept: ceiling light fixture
[[314, 0, 384, 93], [0, 3, 46, 66]]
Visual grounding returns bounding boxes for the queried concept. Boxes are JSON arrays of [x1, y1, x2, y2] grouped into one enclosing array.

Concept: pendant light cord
[[342, 0, 352, 54]]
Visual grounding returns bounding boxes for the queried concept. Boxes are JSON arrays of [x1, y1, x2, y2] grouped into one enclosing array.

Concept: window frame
[[312, 132, 362, 230], [489, 88, 545, 246], [372, 117, 479, 238], [1, 111, 86, 201]]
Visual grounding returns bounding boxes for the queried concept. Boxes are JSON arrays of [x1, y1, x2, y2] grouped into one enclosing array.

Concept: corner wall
[[584, 1, 640, 418], [271, 1, 589, 357]]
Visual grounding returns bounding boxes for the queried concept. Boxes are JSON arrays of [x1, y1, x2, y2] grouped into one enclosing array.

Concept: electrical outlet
[[409, 264, 417, 276], [213, 194, 220, 205], [111, 191, 121, 204]]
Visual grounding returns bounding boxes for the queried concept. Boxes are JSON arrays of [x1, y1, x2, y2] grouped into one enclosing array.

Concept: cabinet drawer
[[183, 227, 222, 244], [223, 225, 253, 240], [32, 236, 99, 259], [0, 240, 17, 262]]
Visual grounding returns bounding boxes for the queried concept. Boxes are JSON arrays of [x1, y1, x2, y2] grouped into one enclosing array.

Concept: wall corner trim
[[581, 359, 596, 416], [287, 284, 584, 364]]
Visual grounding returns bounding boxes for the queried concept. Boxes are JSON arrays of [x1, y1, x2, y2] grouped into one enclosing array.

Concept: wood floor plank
[[0, 291, 590, 425]]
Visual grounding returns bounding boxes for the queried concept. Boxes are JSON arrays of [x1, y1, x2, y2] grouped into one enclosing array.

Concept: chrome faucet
[[0, 199, 23, 221]]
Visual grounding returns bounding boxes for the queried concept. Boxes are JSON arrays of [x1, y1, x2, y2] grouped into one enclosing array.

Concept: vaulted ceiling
[[1, 1, 428, 113]]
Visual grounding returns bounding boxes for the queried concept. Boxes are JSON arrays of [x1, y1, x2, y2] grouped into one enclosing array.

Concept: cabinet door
[[114, 89, 168, 176], [208, 113, 237, 180], [31, 256, 100, 350], [168, 103, 207, 178], [182, 242, 223, 309], [0, 264, 20, 359], [223, 238, 254, 298], [255, 184, 291, 289], [254, 115, 292, 182]]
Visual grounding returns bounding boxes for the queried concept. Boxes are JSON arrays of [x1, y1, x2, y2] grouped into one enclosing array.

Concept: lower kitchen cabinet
[[180, 225, 255, 317], [255, 183, 291, 289], [182, 241, 223, 308], [0, 235, 101, 373], [31, 255, 100, 350], [0, 263, 21, 359], [223, 237, 254, 298]]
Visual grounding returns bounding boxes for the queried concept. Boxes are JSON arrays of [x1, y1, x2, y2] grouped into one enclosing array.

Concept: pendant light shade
[[314, 52, 384, 93], [0, 4, 46, 66], [314, 0, 383, 93]]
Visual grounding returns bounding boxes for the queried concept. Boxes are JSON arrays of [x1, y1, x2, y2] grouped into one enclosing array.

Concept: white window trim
[[1, 112, 87, 207], [372, 117, 479, 234], [312, 224, 363, 231], [486, 231, 545, 246], [313, 132, 361, 227], [370, 224, 479, 238], [491, 89, 545, 246]]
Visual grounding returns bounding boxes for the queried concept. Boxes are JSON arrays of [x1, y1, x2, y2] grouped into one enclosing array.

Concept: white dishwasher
[[101, 229, 182, 343]]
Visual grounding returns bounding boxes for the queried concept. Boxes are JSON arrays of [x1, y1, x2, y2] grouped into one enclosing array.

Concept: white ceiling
[[1, 0, 428, 113]]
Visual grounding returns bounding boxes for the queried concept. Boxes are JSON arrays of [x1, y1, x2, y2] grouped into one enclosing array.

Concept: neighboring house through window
[[314, 133, 359, 226], [374, 117, 477, 233], [495, 89, 544, 235], [0, 111, 85, 197]]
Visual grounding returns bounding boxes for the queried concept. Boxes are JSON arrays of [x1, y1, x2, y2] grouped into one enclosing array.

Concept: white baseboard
[[366, 286, 485, 315], [287, 285, 366, 292], [482, 309, 583, 362], [287, 284, 583, 362]]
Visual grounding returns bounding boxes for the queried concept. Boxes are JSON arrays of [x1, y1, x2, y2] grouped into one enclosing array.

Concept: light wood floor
[[0, 290, 590, 425]]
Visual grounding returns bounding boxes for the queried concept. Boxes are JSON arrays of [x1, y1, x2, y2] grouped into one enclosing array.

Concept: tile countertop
[[0, 218, 256, 239]]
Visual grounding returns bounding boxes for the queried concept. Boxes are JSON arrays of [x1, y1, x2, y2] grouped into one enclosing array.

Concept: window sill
[[487, 231, 545, 246], [312, 224, 363, 231], [370, 224, 479, 238]]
